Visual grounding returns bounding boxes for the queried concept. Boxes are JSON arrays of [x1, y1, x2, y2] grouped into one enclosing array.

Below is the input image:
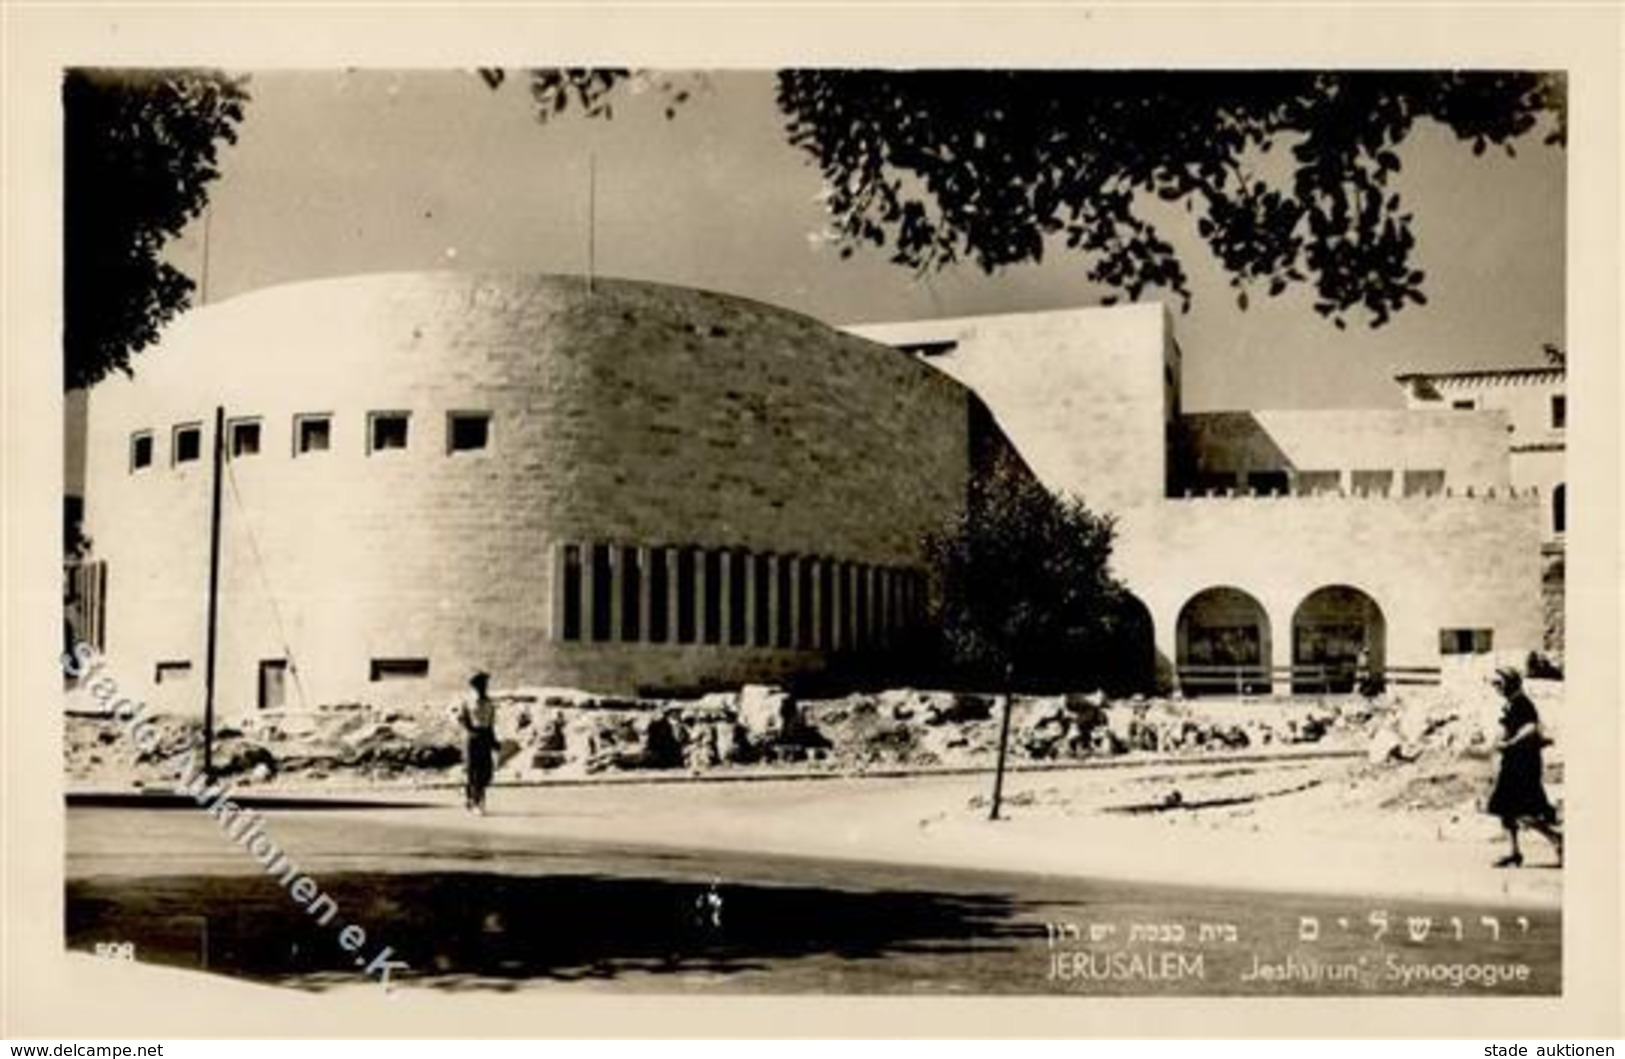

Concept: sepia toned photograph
[[54, 64, 1573, 998], [5, 5, 1621, 1041]]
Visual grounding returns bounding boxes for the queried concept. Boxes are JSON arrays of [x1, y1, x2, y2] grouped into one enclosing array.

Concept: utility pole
[[202, 405, 225, 781], [988, 664, 1015, 821]]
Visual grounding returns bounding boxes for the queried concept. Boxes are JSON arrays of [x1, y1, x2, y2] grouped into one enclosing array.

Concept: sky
[[167, 69, 1567, 412]]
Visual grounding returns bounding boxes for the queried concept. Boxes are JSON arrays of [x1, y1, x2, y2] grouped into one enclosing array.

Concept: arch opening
[[1291, 585, 1386, 694], [1176, 586, 1271, 697]]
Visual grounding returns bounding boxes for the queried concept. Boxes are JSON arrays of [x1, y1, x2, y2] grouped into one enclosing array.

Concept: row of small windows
[[129, 411, 492, 472], [1186, 469, 1450, 498], [554, 543, 926, 653]]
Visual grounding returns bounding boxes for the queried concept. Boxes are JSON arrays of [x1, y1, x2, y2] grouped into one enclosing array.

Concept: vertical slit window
[[590, 543, 613, 643], [818, 559, 834, 649], [854, 564, 870, 648], [702, 550, 723, 644], [648, 548, 670, 643], [676, 549, 697, 644], [775, 556, 793, 649], [728, 549, 748, 645], [620, 545, 642, 642], [797, 559, 814, 648], [561, 545, 582, 642]]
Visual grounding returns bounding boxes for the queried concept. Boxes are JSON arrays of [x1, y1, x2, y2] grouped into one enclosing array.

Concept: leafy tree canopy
[[923, 455, 1146, 693], [64, 69, 248, 390], [499, 69, 1563, 330]]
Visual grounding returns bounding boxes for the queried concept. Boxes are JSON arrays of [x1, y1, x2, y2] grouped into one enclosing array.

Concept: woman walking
[[457, 669, 498, 815], [1485, 667, 1561, 868]]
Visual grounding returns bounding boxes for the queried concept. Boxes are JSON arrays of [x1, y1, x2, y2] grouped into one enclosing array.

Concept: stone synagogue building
[[72, 272, 1554, 715]]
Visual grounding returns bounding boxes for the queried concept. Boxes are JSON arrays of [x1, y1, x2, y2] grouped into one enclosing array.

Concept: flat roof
[[1394, 365, 1564, 384]]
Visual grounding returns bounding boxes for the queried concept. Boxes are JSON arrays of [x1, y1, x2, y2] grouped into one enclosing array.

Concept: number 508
[[94, 941, 135, 960]]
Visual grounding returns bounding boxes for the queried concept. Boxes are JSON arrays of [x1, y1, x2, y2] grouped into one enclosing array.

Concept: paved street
[[67, 803, 1559, 995]]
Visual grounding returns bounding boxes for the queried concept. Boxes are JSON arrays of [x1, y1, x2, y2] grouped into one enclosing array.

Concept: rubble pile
[[62, 678, 1564, 803]]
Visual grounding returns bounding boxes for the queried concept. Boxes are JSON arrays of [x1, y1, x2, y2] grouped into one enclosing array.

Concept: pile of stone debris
[[62, 680, 1478, 791]]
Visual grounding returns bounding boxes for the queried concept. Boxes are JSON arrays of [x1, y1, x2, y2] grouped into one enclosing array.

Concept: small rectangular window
[[1551, 394, 1566, 430], [228, 418, 261, 459], [448, 412, 491, 453], [173, 423, 202, 465], [1438, 629, 1493, 656], [1294, 470, 1340, 496], [369, 658, 429, 680], [129, 432, 154, 472], [368, 412, 409, 454], [1451, 399, 1476, 410], [295, 414, 332, 455], [1351, 470, 1393, 497], [154, 661, 192, 684], [1403, 469, 1446, 497], [1246, 470, 1289, 496], [259, 659, 289, 710]]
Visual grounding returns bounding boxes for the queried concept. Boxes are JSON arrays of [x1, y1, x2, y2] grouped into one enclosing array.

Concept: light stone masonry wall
[[85, 273, 976, 712]]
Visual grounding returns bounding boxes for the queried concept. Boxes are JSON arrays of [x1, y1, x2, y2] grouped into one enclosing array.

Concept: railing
[[1177, 663, 1442, 697]]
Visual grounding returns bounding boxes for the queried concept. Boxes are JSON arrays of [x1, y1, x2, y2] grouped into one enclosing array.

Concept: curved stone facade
[[84, 273, 978, 711]]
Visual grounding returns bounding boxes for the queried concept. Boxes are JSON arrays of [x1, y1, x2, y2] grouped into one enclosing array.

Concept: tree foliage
[[63, 69, 248, 390], [923, 458, 1145, 693], [508, 69, 1562, 330]]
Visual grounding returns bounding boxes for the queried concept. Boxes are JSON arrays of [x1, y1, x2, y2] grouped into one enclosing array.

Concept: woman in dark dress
[[1485, 668, 1561, 867]]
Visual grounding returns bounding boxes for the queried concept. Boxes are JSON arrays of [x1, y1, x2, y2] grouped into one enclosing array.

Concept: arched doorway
[[1104, 593, 1156, 695], [1291, 585, 1385, 693], [1176, 586, 1271, 696]]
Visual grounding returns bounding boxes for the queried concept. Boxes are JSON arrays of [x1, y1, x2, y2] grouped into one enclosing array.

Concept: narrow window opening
[[676, 548, 698, 644], [368, 412, 409, 454], [702, 550, 723, 645], [648, 548, 670, 643], [295, 414, 332, 455], [590, 543, 613, 643], [129, 432, 154, 472], [561, 545, 582, 641], [448, 412, 491, 453], [173, 424, 202, 465], [228, 419, 261, 459], [776, 556, 794, 649], [620, 545, 642, 642], [370, 658, 429, 680]]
